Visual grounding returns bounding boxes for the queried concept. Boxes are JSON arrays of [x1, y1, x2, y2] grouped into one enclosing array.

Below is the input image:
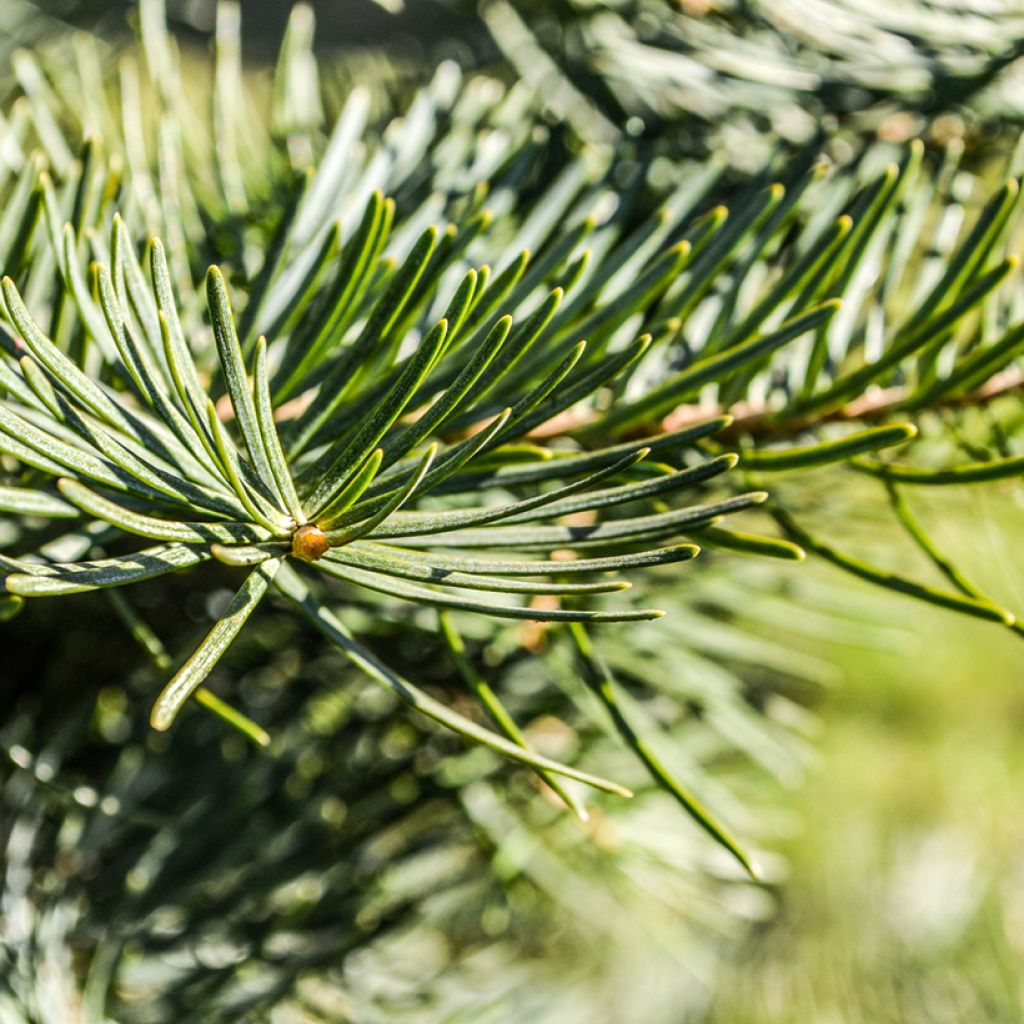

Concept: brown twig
[[273, 367, 1024, 449], [524, 367, 1024, 443]]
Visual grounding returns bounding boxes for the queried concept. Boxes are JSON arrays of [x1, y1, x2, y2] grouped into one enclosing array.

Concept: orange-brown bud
[[291, 523, 330, 562]]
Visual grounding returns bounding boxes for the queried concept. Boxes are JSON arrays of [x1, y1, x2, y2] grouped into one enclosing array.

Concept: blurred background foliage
[[2, 1, 1024, 1022], [709, 483, 1024, 1023]]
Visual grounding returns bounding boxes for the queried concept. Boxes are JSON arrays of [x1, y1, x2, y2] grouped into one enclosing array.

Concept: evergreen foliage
[[471, 0, 1024, 152], [3, 1, 1024, 1018]]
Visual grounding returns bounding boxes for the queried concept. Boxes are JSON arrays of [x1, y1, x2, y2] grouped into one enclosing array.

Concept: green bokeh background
[[706, 482, 1024, 1022]]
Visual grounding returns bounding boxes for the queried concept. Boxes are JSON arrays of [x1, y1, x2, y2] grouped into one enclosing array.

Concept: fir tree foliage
[[2, 0, 1024, 922], [474, 0, 1024, 155], [3, 1, 1024, 1020]]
